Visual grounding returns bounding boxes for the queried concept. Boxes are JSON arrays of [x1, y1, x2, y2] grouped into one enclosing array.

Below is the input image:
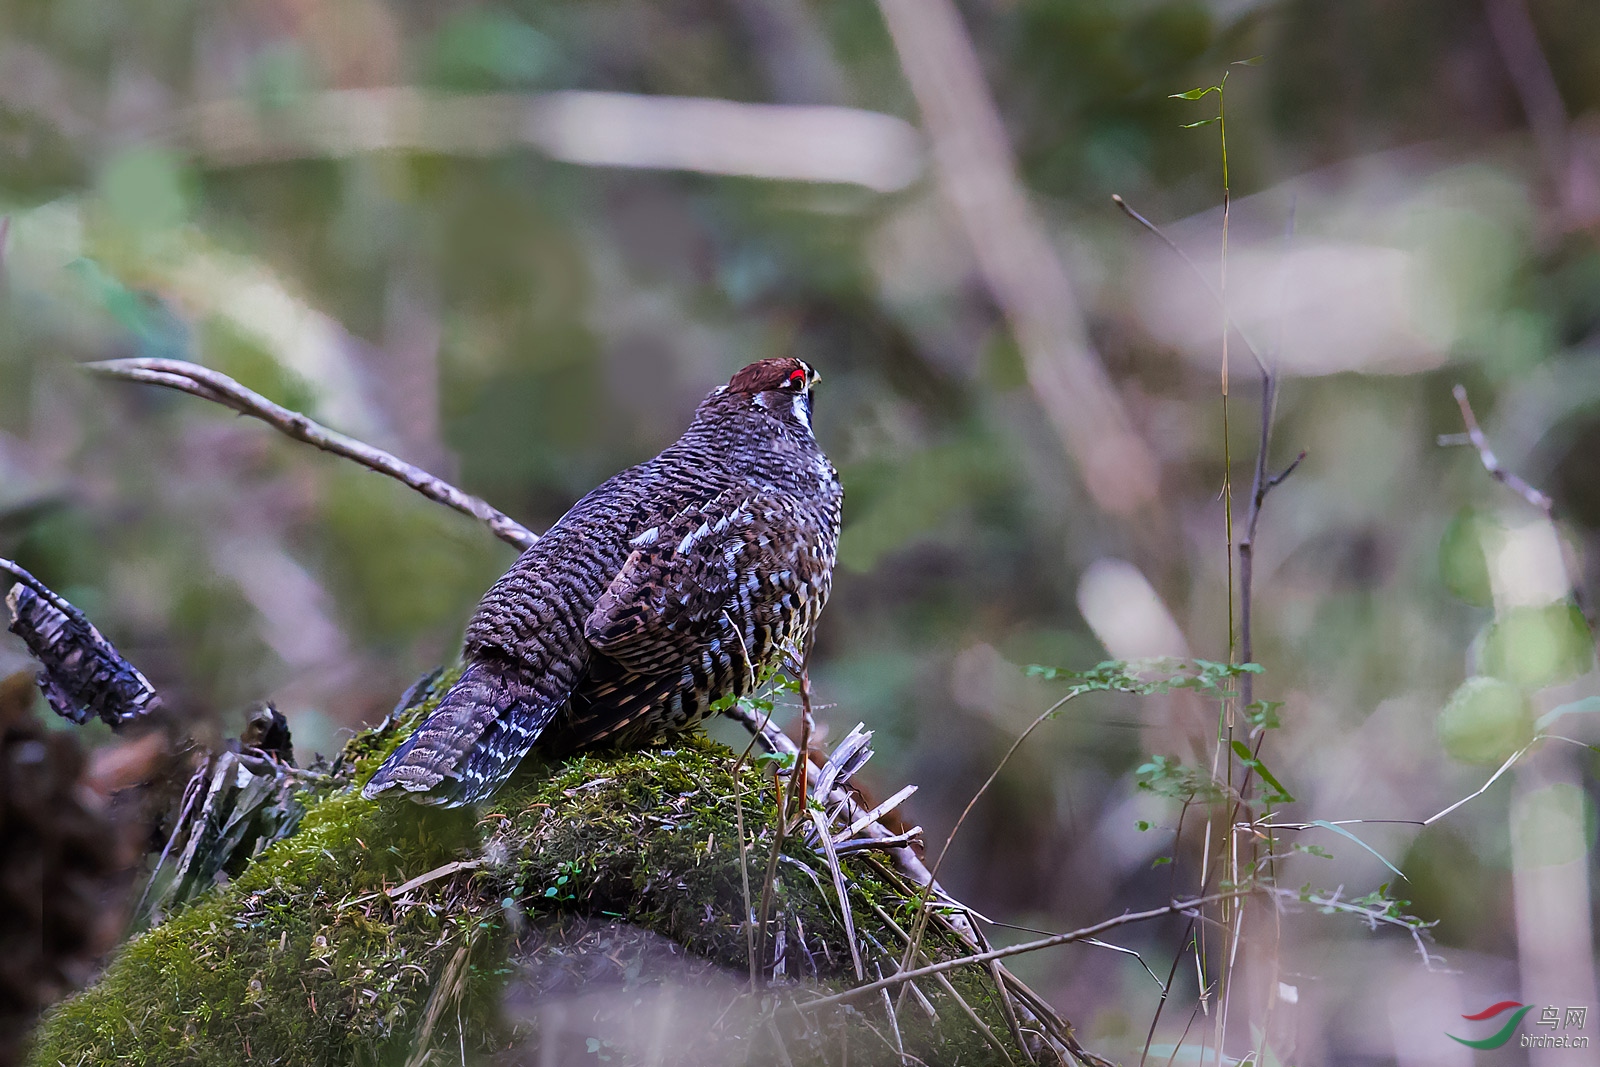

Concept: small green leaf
[[1180, 117, 1220, 128], [1170, 86, 1218, 100], [1151, 856, 1172, 867], [1230, 740, 1296, 803], [1246, 699, 1284, 732], [1232, 55, 1265, 66]]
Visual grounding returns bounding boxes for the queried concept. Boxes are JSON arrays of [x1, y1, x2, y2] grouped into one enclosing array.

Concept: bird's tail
[[361, 659, 564, 807]]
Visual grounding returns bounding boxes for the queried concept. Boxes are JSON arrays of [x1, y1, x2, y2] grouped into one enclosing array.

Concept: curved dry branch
[[800, 891, 1242, 1011], [85, 358, 538, 552]]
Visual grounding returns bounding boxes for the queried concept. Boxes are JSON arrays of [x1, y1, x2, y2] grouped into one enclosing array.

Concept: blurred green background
[[3, 0, 1600, 1060]]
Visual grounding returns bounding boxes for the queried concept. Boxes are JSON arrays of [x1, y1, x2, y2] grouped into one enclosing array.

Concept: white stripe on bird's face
[[790, 391, 812, 432]]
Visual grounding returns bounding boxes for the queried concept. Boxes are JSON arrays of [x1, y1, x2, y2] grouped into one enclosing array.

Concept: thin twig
[[1138, 918, 1196, 1067], [85, 358, 537, 551], [861, 897, 1018, 1067], [894, 687, 1088, 1007], [1442, 384, 1594, 632], [1238, 200, 1302, 731], [755, 666, 815, 983], [1444, 384, 1554, 513], [1266, 886, 1437, 966], [1111, 195, 1268, 376], [800, 892, 1244, 1011]]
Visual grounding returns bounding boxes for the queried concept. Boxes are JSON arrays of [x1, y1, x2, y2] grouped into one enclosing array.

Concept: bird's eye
[[787, 368, 807, 388]]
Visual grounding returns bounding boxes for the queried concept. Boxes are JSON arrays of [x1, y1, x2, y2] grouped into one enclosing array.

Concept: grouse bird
[[363, 357, 841, 806]]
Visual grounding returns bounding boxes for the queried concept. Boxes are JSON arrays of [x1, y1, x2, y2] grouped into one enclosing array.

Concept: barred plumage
[[362, 358, 841, 806]]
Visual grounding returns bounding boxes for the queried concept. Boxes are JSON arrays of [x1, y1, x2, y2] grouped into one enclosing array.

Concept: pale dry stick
[[809, 807, 864, 982], [1260, 733, 1594, 836], [1444, 384, 1554, 513], [722, 625, 769, 990], [755, 664, 816, 982], [854, 852, 1094, 1066], [1441, 384, 1595, 633], [85, 358, 537, 551], [861, 896, 1018, 1067], [877, 0, 1161, 516], [800, 892, 1246, 1011], [721, 700, 962, 918]]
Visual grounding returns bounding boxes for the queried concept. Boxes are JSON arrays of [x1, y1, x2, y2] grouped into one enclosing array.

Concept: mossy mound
[[28, 682, 1035, 1066]]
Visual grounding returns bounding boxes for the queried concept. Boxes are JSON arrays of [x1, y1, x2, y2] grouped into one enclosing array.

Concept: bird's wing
[[583, 486, 804, 675]]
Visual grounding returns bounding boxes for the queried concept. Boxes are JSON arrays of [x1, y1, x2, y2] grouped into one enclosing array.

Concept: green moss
[[30, 689, 1028, 1066]]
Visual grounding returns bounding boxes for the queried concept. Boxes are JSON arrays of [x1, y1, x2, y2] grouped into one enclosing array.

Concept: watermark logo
[[1448, 1002, 1532, 1050], [1448, 1002, 1589, 1050]]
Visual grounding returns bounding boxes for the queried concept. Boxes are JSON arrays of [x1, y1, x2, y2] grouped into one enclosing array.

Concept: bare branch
[[1444, 384, 1555, 514], [1112, 194, 1269, 377], [1235, 203, 1304, 713], [1265, 886, 1437, 967], [1442, 383, 1597, 635], [798, 892, 1243, 1011], [895, 686, 1088, 1003], [85, 358, 537, 551]]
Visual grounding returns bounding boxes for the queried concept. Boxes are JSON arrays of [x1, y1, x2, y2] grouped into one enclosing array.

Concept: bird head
[[721, 357, 821, 431]]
